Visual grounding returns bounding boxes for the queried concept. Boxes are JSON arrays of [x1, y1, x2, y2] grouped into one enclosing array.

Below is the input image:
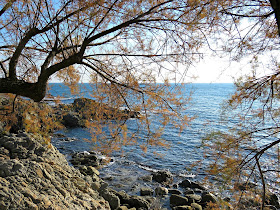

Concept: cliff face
[[0, 132, 110, 210]]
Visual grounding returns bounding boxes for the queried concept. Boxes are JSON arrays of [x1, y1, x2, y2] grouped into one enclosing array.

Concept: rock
[[152, 170, 173, 184], [0, 133, 110, 210], [101, 189, 121, 210], [185, 194, 201, 203], [170, 194, 189, 207], [155, 187, 168, 196], [173, 206, 192, 210], [126, 195, 151, 209], [184, 188, 194, 195], [168, 189, 182, 195], [113, 190, 151, 209], [266, 193, 280, 209], [179, 180, 205, 190], [140, 187, 154, 196], [118, 206, 129, 210], [79, 165, 100, 176], [201, 192, 218, 204], [191, 203, 203, 210], [70, 151, 101, 167], [138, 175, 153, 182], [62, 113, 82, 127]]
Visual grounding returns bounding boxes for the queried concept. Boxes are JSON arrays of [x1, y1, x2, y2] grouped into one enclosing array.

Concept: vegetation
[[1, 0, 280, 208]]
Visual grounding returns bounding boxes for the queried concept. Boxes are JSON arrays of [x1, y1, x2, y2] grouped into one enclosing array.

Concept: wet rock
[[185, 194, 201, 203], [173, 206, 192, 210], [152, 170, 173, 184], [70, 151, 101, 167], [79, 165, 100, 176], [170, 194, 189, 207], [140, 187, 154, 196], [62, 112, 82, 128], [101, 188, 121, 210], [201, 192, 218, 205], [191, 203, 203, 210], [184, 188, 194, 195], [126, 195, 151, 209], [113, 190, 151, 209], [168, 189, 182, 195], [138, 175, 153, 182], [179, 180, 205, 190], [155, 187, 168, 196]]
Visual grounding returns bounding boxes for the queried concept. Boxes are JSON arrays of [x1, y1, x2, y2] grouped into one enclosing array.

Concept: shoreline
[[0, 131, 227, 210], [1, 95, 279, 209]]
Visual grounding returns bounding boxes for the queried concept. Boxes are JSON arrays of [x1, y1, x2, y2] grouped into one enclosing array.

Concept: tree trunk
[[0, 78, 47, 102], [270, 0, 280, 37]]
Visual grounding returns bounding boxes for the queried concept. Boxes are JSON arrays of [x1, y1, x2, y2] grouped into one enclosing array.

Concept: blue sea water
[[49, 83, 235, 192]]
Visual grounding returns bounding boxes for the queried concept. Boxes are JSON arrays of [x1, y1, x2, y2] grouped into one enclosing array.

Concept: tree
[[197, 1, 280, 209], [1, 0, 280, 207], [0, 0, 210, 101]]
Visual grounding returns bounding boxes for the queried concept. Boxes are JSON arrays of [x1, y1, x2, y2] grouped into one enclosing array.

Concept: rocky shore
[[1, 96, 280, 209], [0, 131, 215, 210]]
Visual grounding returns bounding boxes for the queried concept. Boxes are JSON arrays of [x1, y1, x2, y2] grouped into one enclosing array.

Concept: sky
[[50, 53, 274, 84]]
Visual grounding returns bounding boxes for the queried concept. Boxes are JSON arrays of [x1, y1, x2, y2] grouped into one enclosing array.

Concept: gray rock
[[173, 206, 192, 210], [185, 194, 201, 203], [152, 170, 173, 184], [191, 203, 202, 210], [140, 187, 153, 196], [101, 189, 121, 210], [179, 180, 205, 190], [201, 192, 218, 204], [155, 187, 168, 196], [0, 133, 110, 210], [168, 189, 182, 195], [62, 113, 82, 128], [126, 195, 151, 209], [170, 194, 189, 207], [138, 175, 152, 182]]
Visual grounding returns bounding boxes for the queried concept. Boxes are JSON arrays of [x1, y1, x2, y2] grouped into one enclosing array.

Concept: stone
[[155, 187, 168, 196], [140, 187, 154, 196], [201, 192, 218, 204], [118, 206, 129, 210], [170, 194, 189, 207], [173, 205, 192, 210], [101, 189, 121, 210], [179, 180, 205, 190], [62, 113, 82, 128], [168, 189, 182, 195], [138, 175, 153, 182], [0, 133, 109, 210], [126, 195, 151, 209], [191, 203, 202, 210], [266, 193, 280, 209], [185, 194, 201, 203], [152, 170, 173, 184]]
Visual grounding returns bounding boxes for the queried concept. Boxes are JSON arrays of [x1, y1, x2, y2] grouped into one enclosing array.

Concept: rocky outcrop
[[152, 170, 173, 184], [58, 98, 140, 128], [0, 132, 110, 209]]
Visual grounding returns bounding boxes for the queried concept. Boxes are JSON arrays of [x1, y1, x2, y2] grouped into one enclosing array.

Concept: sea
[[48, 83, 236, 194]]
